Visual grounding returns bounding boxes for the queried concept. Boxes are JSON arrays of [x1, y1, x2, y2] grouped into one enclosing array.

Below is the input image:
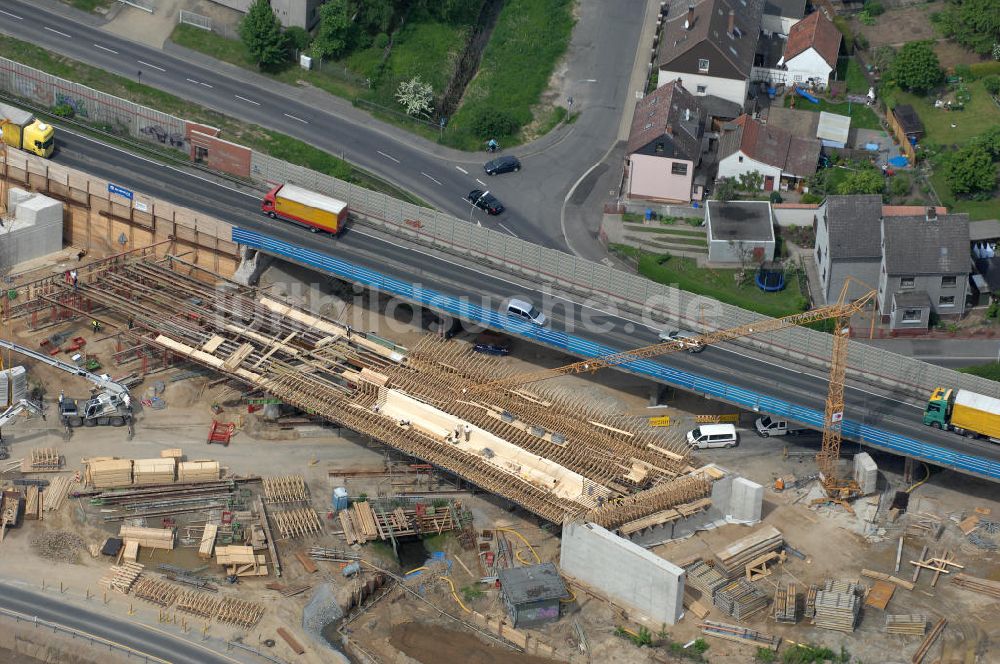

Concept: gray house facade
[[814, 195, 883, 304], [706, 201, 775, 264], [877, 211, 971, 330]]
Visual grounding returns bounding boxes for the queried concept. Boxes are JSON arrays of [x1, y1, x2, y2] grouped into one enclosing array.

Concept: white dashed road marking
[[94, 44, 118, 55], [283, 113, 308, 124], [44, 26, 71, 38], [476, 178, 487, 186], [455, 166, 468, 174], [235, 95, 260, 105], [377, 151, 400, 163], [0, 10, 24, 19], [421, 172, 442, 185], [137, 60, 166, 72]]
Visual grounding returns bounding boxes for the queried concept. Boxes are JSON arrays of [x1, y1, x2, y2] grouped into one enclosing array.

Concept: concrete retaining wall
[[773, 204, 820, 227]]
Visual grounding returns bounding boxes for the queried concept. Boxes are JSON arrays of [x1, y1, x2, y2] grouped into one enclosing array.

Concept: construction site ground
[[2, 256, 999, 664]]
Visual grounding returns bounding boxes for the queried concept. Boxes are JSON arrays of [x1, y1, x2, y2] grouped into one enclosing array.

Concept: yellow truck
[[261, 183, 347, 235], [923, 387, 1000, 441], [0, 102, 55, 158]]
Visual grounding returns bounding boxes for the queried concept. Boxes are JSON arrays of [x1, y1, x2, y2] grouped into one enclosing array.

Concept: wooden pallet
[[22, 448, 64, 472], [262, 475, 308, 503], [272, 507, 322, 539], [99, 562, 144, 594], [217, 597, 265, 628]]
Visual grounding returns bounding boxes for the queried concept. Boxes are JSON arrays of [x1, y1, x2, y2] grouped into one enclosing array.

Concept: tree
[[396, 76, 434, 117], [890, 41, 943, 93], [714, 177, 738, 202], [974, 125, 1000, 159], [889, 173, 911, 198], [738, 170, 764, 191], [470, 107, 519, 139], [284, 26, 311, 54], [313, 0, 356, 60], [931, 0, 1000, 56], [239, 0, 288, 68], [836, 168, 885, 195], [946, 144, 997, 195]]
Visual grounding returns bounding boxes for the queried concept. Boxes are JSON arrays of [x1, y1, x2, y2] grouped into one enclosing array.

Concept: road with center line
[[49, 129, 1000, 474], [0, 0, 646, 251]]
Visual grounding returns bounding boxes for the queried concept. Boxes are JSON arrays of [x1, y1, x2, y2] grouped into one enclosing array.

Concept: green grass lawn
[[929, 169, 999, 220], [845, 58, 869, 95], [959, 362, 1000, 381], [64, 0, 111, 11], [612, 247, 807, 318], [783, 93, 882, 130], [887, 80, 1000, 147]]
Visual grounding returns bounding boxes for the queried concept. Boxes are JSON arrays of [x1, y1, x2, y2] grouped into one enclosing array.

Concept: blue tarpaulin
[[888, 156, 909, 167], [865, 143, 880, 151]]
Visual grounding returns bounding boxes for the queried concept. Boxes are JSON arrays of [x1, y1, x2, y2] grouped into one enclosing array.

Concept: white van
[[506, 298, 546, 326], [754, 416, 807, 437], [686, 423, 738, 449]]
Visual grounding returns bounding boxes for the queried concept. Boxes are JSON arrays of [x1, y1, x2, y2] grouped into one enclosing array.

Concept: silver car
[[658, 329, 705, 353]]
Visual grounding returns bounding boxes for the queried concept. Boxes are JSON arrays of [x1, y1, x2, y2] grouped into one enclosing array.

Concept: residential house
[[762, 0, 806, 35], [716, 114, 820, 191], [814, 195, 883, 304], [208, 0, 326, 29], [657, 0, 765, 107], [706, 200, 775, 263], [782, 11, 842, 89], [877, 210, 971, 330], [626, 81, 704, 203]]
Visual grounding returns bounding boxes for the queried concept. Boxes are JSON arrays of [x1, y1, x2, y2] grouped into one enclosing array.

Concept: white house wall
[[658, 70, 748, 107], [785, 49, 834, 87], [717, 152, 782, 185], [761, 14, 798, 36]]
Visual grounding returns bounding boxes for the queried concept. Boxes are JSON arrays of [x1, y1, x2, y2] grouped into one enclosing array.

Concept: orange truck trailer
[[261, 184, 348, 234]]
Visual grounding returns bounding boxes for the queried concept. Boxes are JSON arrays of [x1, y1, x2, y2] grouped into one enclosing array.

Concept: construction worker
[[91, 319, 101, 333], [70, 269, 78, 290], [463, 423, 472, 442]]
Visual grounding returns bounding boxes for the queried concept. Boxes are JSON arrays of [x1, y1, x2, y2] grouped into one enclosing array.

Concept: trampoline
[[755, 263, 786, 292]]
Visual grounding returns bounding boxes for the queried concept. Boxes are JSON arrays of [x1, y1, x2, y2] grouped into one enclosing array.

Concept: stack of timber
[[177, 461, 220, 483], [813, 580, 861, 632], [714, 579, 769, 621], [120, 526, 175, 550], [216, 545, 268, 577], [122, 540, 140, 562], [773, 582, 797, 623], [340, 500, 460, 545], [42, 476, 74, 512], [686, 561, 728, 599], [804, 584, 819, 619], [24, 486, 42, 521], [713, 526, 783, 579], [175, 591, 220, 618], [950, 573, 1000, 598], [132, 578, 181, 607], [133, 458, 177, 485], [199, 524, 218, 560], [22, 448, 63, 472], [272, 508, 322, 539], [99, 562, 144, 594], [160, 449, 183, 460], [86, 459, 133, 488], [912, 618, 946, 664], [885, 615, 927, 636], [217, 597, 265, 628], [262, 475, 308, 503], [699, 620, 780, 651]]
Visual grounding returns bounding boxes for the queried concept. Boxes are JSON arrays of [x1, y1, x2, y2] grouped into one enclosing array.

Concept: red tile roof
[[784, 12, 842, 68]]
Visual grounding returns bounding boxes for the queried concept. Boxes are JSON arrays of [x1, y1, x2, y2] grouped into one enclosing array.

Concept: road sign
[[695, 413, 739, 424], [134, 201, 148, 213], [648, 416, 671, 427], [108, 183, 134, 201], [831, 412, 844, 423]]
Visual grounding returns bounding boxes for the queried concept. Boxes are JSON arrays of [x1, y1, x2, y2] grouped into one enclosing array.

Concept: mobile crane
[[0, 398, 45, 458], [0, 339, 133, 437]]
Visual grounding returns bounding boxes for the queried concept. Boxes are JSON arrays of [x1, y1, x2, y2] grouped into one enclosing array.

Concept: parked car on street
[[468, 189, 505, 215], [484, 156, 521, 175]]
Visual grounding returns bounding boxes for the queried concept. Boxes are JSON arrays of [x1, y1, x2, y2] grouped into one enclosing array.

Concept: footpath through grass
[[0, 34, 421, 203], [611, 246, 808, 318]]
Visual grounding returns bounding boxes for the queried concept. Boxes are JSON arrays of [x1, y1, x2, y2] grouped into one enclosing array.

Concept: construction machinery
[[0, 339, 132, 437], [463, 281, 877, 507], [0, 398, 44, 444]]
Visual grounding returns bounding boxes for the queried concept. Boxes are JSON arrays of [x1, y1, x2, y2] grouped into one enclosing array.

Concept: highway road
[[50, 129, 1000, 470], [0, 0, 646, 251], [0, 581, 242, 664]]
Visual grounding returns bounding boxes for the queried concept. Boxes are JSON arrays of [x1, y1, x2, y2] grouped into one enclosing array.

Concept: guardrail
[[233, 227, 1000, 482]]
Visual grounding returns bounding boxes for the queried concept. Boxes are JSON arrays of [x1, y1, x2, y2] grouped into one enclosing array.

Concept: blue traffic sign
[[108, 183, 134, 201]]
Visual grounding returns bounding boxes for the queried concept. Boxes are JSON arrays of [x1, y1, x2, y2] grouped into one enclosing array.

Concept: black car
[[473, 343, 510, 356], [468, 189, 505, 215], [484, 155, 521, 175]]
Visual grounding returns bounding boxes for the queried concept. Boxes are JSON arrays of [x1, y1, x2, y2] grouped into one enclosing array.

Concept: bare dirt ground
[[389, 623, 562, 664], [852, 6, 940, 49]]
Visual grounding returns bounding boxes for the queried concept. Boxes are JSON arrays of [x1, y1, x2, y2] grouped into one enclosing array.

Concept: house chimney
[[684, 108, 691, 122], [926, 206, 938, 221], [728, 9, 735, 36], [686, 4, 694, 29]]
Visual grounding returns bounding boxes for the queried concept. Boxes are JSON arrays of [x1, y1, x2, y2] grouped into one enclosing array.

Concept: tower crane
[[460, 281, 876, 502]]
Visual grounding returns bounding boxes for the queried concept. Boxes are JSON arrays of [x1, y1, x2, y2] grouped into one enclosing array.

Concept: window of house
[[696, 85, 707, 93], [902, 309, 922, 322], [939, 295, 955, 307], [655, 142, 665, 153], [941, 275, 957, 288], [822, 267, 827, 281], [816, 247, 822, 263], [738, 155, 744, 163], [671, 162, 688, 175], [698, 59, 710, 72], [899, 276, 915, 289], [793, 74, 803, 82]]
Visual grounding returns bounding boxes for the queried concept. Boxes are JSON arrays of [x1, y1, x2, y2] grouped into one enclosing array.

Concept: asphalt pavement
[[49, 128, 1000, 470], [0, 0, 648, 253], [0, 581, 242, 664]]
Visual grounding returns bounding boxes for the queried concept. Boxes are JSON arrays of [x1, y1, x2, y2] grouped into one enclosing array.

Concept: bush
[[955, 63, 973, 80], [470, 106, 519, 139], [769, 191, 783, 203], [971, 61, 1000, 78], [284, 26, 311, 53], [800, 192, 823, 204], [863, 0, 885, 15], [374, 32, 390, 49], [985, 75, 1000, 95], [51, 102, 75, 118], [889, 173, 911, 197]]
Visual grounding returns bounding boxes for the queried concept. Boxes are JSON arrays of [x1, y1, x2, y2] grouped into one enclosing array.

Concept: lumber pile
[[24, 486, 41, 521], [99, 562, 144, 594], [177, 460, 220, 483], [86, 459, 133, 488], [813, 580, 861, 632], [714, 579, 769, 621], [277, 628, 306, 656], [861, 568, 915, 591], [713, 526, 783, 579], [132, 458, 176, 485], [912, 618, 946, 664], [175, 591, 220, 618], [950, 573, 1000, 598], [22, 448, 63, 472], [699, 620, 780, 651], [160, 448, 183, 459], [910, 551, 962, 587], [132, 578, 181, 607], [216, 545, 268, 577], [122, 540, 139, 562], [340, 499, 460, 545], [262, 475, 308, 503], [804, 584, 819, 619], [686, 561, 728, 598], [272, 507, 322, 539], [217, 597, 265, 629], [120, 526, 175, 550], [199, 524, 218, 560], [42, 475, 73, 512], [885, 615, 927, 636], [773, 582, 797, 623]]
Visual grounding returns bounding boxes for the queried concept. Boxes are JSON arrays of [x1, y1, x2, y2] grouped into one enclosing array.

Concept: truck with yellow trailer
[[923, 387, 1000, 442], [0, 102, 55, 158], [261, 183, 348, 235]]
